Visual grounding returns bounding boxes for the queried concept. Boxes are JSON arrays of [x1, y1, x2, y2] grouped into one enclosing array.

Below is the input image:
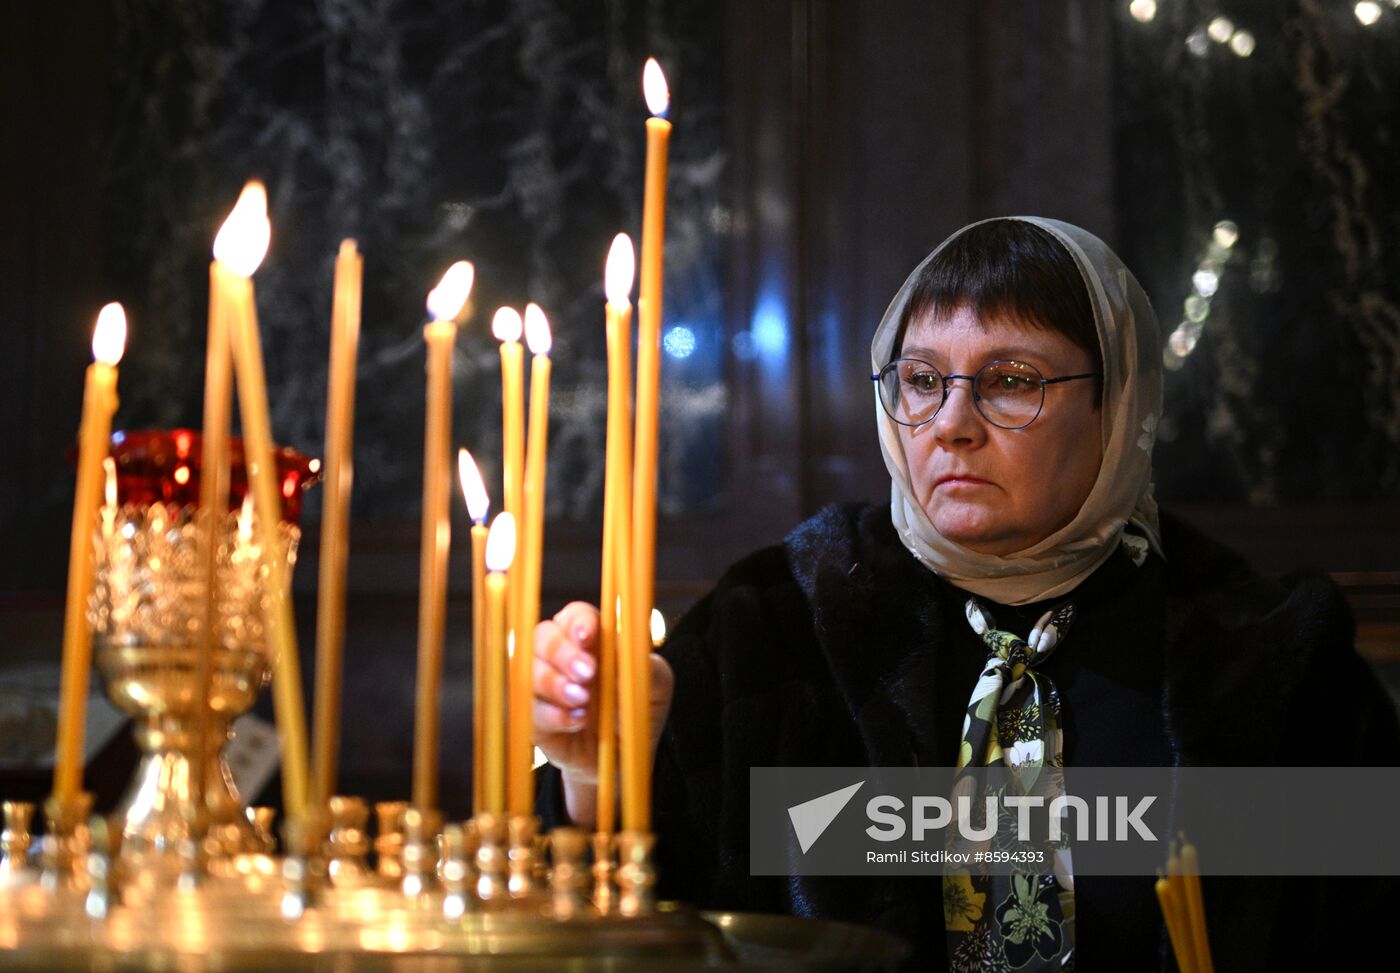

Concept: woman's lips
[[935, 475, 991, 490]]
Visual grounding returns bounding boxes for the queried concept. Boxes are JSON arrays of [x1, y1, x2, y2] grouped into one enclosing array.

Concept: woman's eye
[[904, 372, 940, 394], [984, 371, 1038, 396]]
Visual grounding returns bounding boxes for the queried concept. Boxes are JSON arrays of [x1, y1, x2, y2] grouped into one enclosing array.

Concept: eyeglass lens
[[878, 359, 1045, 429]]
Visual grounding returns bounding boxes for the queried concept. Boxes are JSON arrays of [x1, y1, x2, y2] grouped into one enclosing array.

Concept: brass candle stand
[[2, 430, 909, 968], [0, 799, 909, 969]]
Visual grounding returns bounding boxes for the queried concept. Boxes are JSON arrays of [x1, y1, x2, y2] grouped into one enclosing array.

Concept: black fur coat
[[541, 502, 1399, 970]]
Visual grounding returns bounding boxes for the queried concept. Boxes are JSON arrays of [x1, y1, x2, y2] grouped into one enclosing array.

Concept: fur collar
[[783, 502, 1357, 769]]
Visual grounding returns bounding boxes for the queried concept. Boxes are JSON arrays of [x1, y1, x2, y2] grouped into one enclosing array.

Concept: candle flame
[[457, 448, 490, 522], [213, 181, 271, 278], [92, 303, 127, 365], [643, 58, 670, 117], [103, 457, 117, 509], [650, 607, 666, 646], [524, 303, 552, 355], [605, 234, 636, 306], [485, 511, 517, 572], [492, 307, 523, 343], [426, 260, 475, 322]]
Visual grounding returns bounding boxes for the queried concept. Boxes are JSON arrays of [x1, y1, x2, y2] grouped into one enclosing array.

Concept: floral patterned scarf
[[944, 597, 1077, 972]]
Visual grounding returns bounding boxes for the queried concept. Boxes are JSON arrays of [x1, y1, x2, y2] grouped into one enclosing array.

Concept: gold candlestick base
[[549, 826, 588, 919], [40, 794, 93, 890], [473, 812, 508, 904], [615, 830, 656, 918], [0, 801, 36, 886], [507, 814, 540, 900], [591, 830, 616, 916]]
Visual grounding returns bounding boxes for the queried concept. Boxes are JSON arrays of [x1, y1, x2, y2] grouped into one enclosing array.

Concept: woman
[[532, 217, 1400, 971]]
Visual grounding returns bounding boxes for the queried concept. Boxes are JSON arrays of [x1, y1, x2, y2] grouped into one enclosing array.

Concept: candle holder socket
[[506, 815, 539, 900], [548, 826, 588, 920], [373, 800, 408, 881], [473, 812, 508, 903], [615, 830, 656, 918], [1, 801, 35, 880], [399, 806, 441, 898], [41, 792, 93, 889], [591, 830, 616, 916], [438, 823, 475, 920], [324, 796, 370, 887]]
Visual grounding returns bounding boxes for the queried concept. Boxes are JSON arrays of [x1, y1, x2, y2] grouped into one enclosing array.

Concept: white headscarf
[[871, 216, 1164, 606]]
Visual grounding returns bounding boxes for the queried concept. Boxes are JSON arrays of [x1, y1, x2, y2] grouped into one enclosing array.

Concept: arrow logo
[[787, 780, 865, 853]]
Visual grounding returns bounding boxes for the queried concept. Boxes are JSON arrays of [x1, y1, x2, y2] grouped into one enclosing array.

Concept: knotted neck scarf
[[943, 597, 1078, 972]]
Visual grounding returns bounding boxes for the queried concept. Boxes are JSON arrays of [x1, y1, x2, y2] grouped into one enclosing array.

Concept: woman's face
[[896, 305, 1103, 557]]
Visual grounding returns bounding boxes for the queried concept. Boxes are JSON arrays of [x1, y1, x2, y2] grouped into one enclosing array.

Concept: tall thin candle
[[493, 307, 525, 809], [53, 303, 126, 805], [509, 303, 552, 816], [483, 512, 517, 814], [312, 239, 363, 808], [626, 57, 671, 832], [458, 449, 490, 815], [412, 261, 474, 813], [220, 181, 313, 818], [193, 254, 236, 826], [599, 233, 635, 835]]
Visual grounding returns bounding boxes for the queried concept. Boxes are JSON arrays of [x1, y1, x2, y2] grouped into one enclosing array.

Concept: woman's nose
[[932, 379, 987, 444]]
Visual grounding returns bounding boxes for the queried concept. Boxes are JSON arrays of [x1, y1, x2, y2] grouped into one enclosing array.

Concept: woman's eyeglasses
[[873, 358, 1099, 430]]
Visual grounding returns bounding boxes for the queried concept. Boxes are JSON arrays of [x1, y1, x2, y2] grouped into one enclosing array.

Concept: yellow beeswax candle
[[483, 512, 517, 814], [412, 261, 474, 812], [312, 239, 364, 808], [220, 181, 312, 818], [626, 57, 671, 832], [53, 303, 126, 804], [193, 257, 235, 821], [599, 233, 635, 835], [1180, 839, 1214, 973], [508, 303, 552, 816], [458, 449, 490, 815]]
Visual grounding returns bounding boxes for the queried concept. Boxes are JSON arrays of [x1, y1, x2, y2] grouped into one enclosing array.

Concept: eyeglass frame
[[871, 357, 1100, 430]]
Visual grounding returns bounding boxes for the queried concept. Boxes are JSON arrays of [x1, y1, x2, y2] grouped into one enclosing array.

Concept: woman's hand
[[532, 600, 675, 828]]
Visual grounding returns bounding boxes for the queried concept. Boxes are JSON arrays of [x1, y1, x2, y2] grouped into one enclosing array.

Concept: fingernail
[[563, 682, 588, 705], [568, 707, 587, 722], [570, 656, 595, 680], [572, 626, 589, 644]]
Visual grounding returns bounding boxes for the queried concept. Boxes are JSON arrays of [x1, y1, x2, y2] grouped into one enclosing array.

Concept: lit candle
[[413, 260, 475, 813], [483, 512, 517, 814], [493, 306, 525, 803], [508, 303, 552, 816], [649, 609, 666, 648], [627, 57, 671, 832], [599, 233, 635, 836], [311, 239, 364, 809], [457, 449, 490, 816], [221, 181, 312, 819], [53, 303, 126, 804]]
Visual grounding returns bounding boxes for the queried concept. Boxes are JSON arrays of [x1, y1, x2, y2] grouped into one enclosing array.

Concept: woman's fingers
[[534, 601, 599, 683], [534, 655, 590, 709], [534, 698, 588, 735]]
